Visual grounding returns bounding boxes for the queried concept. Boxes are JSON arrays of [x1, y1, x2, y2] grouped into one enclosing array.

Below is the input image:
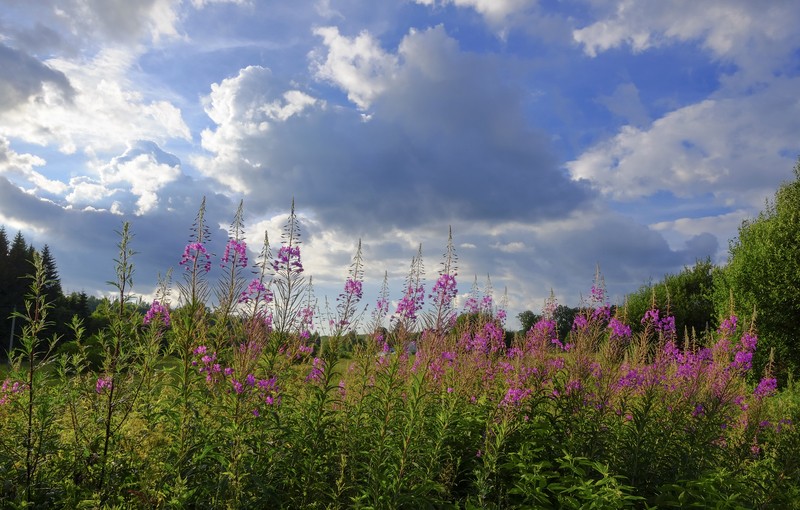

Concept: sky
[[1, 0, 799, 330]]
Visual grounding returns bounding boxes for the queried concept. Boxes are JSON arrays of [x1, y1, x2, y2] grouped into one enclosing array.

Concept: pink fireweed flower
[[272, 245, 303, 273], [95, 376, 113, 394], [463, 296, 480, 314], [376, 298, 389, 316], [590, 284, 606, 306], [718, 315, 738, 338], [481, 294, 493, 313], [572, 314, 589, 332], [431, 273, 457, 306], [306, 357, 325, 383], [1, 379, 27, 405], [565, 379, 582, 395], [496, 308, 507, 323], [501, 387, 532, 407], [194, 348, 224, 383], [616, 367, 644, 391], [527, 318, 557, 351], [754, 377, 777, 400], [396, 284, 425, 321], [299, 306, 314, 329], [343, 278, 363, 300], [230, 378, 244, 394], [180, 242, 212, 273], [741, 331, 758, 352], [239, 278, 272, 304], [143, 300, 170, 327], [731, 350, 753, 372], [642, 308, 676, 337], [296, 344, 314, 358], [221, 238, 248, 268], [592, 306, 611, 322], [551, 337, 571, 351], [608, 317, 632, 340]]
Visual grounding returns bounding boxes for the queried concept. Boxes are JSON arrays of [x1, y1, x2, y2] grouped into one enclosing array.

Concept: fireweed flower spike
[[754, 377, 778, 400], [0, 379, 27, 405], [221, 239, 248, 269], [143, 300, 170, 327], [95, 376, 113, 394], [180, 242, 212, 273], [332, 240, 365, 337], [272, 199, 308, 335], [428, 226, 458, 331], [394, 244, 425, 332]]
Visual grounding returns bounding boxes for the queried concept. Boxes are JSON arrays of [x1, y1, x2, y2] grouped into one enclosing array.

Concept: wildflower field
[[1, 201, 799, 509]]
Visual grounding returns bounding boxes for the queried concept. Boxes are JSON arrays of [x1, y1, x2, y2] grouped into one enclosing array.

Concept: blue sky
[[1, 0, 799, 329]]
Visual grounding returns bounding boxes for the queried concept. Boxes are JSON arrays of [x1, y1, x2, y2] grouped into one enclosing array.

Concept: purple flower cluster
[[642, 308, 676, 337], [272, 245, 303, 273], [143, 300, 170, 327], [463, 296, 480, 314], [180, 242, 212, 273], [193, 346, 223, 383], [257, 376, 280, 407], [396, 284, 424, 322], [240, 278, 272, 304], [0, 379, 26, 405], [343, 278, 363, 300], [608, 317, 632, 340], [572, 314, 589, 332], [590, 284, 606, 306], [95, 376, 113, 394], [718, 315, 738, 338], [376, 298, 389, 316], [754, 377, 777, 400], [501, 387, 532, 407], [221, 238, 248, 268], [306, 357, 326, 383], [431, 273, 457, 308]]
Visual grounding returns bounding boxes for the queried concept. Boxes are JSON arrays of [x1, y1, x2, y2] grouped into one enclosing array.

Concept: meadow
[[1, 201, 799, 509]]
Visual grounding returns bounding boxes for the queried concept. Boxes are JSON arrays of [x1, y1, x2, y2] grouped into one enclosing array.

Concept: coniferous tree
[[4, 231, 34, 355], [40, 244, 63, 305], [0, 227, 9, 359], [8, 233, 34, 300], [0, 226, 9, 316]]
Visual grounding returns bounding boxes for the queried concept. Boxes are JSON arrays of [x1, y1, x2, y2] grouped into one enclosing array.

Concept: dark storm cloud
[[0, 168, 238, 297], [0, 43, 74, 111]]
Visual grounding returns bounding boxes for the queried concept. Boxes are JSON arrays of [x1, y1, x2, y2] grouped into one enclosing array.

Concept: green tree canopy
[[624, 258, 716, 341], [517, 310, 539, 333], [714, 160, 800, 382]]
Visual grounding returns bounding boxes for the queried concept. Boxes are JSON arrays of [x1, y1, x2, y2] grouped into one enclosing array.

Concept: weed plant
[[1, 202, 799, 508]]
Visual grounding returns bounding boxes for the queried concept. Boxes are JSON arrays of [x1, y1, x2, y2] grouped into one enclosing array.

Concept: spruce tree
[[0, 226, 9, 313], [40, 244, 63, 304]]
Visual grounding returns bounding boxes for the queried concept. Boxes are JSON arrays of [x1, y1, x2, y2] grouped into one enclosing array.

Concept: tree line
[[3, 162, 799, 380], [518, 160, 800, 384], [0, 228, 106, 360]]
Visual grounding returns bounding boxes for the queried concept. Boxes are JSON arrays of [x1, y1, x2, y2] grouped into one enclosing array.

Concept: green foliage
[[625, 257, 716, 340], [714, 160, 800, 382], [517, 310, 539, 333], [4, 203, 800, 509]]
